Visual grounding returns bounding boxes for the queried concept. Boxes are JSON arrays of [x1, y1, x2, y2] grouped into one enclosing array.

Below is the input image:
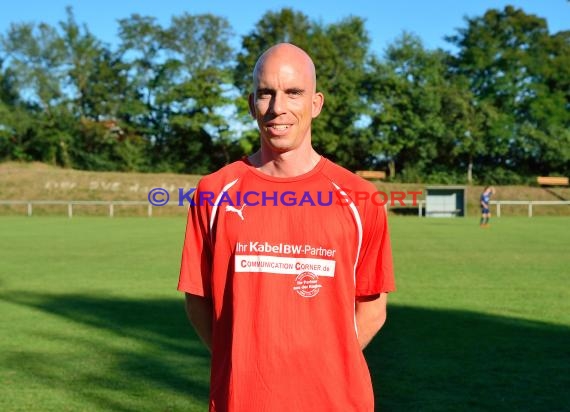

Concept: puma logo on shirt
[[225, 204, 246, 220]]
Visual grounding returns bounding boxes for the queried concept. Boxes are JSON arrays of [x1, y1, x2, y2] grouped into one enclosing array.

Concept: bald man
[[178, 43, 395, 411]]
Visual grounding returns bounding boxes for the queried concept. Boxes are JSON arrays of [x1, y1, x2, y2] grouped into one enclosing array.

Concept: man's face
[[248, 52, 323, 154]]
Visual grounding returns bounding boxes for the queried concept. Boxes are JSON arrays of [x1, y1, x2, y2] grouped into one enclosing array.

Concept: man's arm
[[184, 293, 213, 352], [355, 292, 388, 350]]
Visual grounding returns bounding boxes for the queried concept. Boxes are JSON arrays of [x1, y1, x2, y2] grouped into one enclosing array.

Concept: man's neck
[[249, 147, 321, 178]]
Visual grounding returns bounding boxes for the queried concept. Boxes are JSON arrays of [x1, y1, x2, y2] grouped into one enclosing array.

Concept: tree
[[59, 7, 134, 122], [0, 62, 26, 161], [438, 75, 497, 183], [0, 20, 73, 165], [117, 12, 236, 173], [447, 6, 569, 178], [365, 34, 451, 180], [56, 7, 147, 171], [161, 13, 237, 173]]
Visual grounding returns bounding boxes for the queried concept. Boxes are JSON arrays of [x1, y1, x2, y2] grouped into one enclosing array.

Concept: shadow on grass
[[3, 294, 569, 411], [368, 305, 570, 412], [1, 292, 210, 411]]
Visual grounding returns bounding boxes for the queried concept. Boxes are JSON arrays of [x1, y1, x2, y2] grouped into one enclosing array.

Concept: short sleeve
[[177, 183, 213, 297], [354, 196, 395, 296]]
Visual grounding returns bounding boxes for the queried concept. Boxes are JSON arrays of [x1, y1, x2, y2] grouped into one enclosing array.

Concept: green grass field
[[0, 216, 568, 411]]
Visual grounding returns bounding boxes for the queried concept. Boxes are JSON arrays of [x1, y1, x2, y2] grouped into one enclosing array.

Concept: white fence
[[490, 200, 570, 217], [0, 199, 568, 218], [0, 200, 156, 217], [416, 200, 569, 217]]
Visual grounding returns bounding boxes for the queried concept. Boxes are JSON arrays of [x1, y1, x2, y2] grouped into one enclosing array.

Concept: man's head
[[248, 43, 324, 154]]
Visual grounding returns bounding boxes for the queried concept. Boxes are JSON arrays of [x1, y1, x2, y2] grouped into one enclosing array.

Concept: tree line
[[0, 6, 568, 183]]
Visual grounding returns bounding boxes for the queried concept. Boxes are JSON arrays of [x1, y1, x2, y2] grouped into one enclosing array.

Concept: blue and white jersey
[[480, 192, 491, 209]]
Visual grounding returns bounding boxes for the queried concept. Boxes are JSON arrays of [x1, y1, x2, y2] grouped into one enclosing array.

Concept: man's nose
[[270, 92, 286, 115]]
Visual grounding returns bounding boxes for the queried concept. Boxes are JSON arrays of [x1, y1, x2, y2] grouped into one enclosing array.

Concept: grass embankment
[[0, 162, 201, 217], [0, 217, 568, 411], [1, 161, 569, 216]]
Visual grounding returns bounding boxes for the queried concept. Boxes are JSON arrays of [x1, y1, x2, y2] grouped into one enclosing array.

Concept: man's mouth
[[266, 124, 290, 131]]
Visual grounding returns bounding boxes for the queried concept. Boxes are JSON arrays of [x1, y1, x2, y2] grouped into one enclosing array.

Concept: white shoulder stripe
[[209, 178, 240, 235], [331, 181, 363, 336]]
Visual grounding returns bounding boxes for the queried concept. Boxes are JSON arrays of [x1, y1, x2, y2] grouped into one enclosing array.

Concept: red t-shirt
[[178, 157, 395, 412]]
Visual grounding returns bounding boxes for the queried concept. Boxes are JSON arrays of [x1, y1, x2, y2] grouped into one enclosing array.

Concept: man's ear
[[248, 93, 256, 118], [312, 92, 324, 118]]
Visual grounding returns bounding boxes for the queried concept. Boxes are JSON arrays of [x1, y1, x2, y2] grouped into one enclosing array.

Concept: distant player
[[480, 186, 495, 226]]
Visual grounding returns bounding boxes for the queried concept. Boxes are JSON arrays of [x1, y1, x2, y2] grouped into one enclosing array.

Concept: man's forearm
[[185, 293, 213, 352], [355, 293, 388, 349]]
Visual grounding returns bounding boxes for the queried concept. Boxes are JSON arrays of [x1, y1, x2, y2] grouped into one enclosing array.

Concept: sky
[[0, 0, 568, 57]]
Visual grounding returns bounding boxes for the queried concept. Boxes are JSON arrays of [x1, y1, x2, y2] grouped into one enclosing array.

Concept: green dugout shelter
[[425, 186, 466, 217]]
